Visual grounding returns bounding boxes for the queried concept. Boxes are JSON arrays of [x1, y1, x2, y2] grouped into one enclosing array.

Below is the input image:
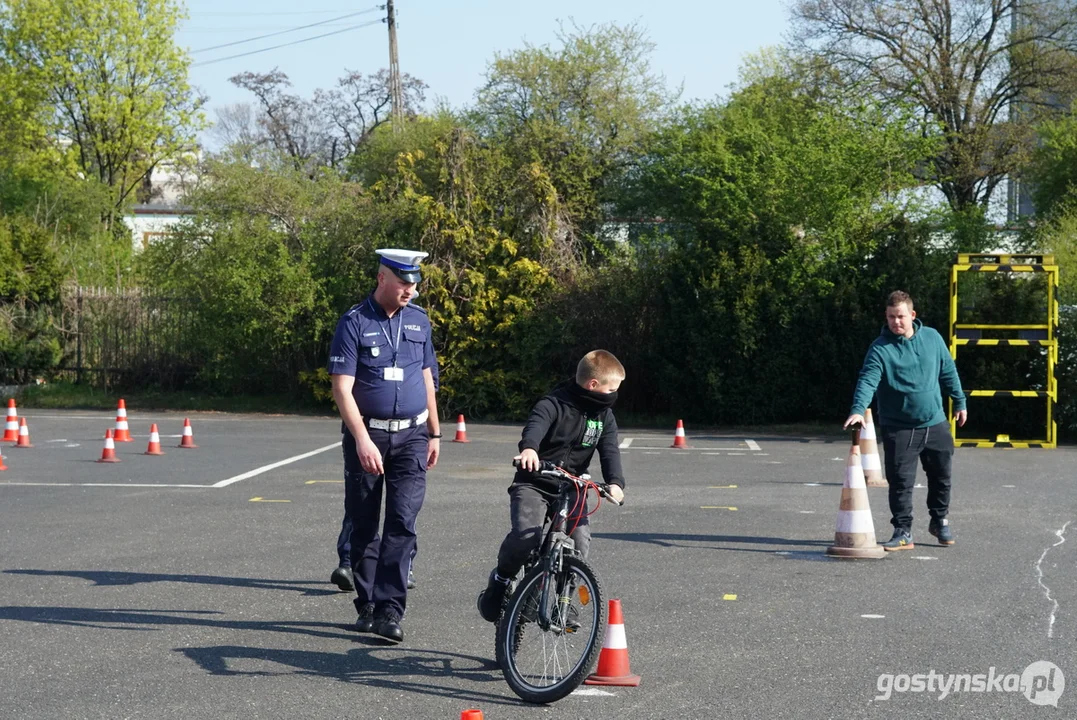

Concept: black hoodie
[[514, 379, 626, 492]]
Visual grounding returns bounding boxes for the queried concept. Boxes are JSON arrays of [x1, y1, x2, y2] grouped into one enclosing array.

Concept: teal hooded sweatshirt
[[850, 318, 966, 429]]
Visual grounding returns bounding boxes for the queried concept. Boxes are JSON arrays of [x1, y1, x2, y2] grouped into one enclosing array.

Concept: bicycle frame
[[533, 483, 579, 632]]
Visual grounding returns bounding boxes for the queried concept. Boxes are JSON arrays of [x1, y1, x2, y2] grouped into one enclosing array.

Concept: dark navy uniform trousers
[[343, 424, 427, 616]]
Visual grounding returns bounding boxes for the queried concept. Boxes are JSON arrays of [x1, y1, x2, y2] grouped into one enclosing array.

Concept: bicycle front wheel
[[495, 555, 606, 704]]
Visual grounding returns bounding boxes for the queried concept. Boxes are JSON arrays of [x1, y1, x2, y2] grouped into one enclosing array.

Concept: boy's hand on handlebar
[[607, 485, 624, 504], [514, 449, 540, 472]]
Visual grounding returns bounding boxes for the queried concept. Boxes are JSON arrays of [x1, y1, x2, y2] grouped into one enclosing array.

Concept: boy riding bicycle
[[478, 350, 627, 622]]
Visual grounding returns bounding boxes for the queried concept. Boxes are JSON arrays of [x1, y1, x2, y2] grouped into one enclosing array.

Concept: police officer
[[328, 248, 441, 643]]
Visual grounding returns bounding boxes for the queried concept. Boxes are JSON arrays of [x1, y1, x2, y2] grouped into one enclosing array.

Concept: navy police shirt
[[328, 296, 437, 420]]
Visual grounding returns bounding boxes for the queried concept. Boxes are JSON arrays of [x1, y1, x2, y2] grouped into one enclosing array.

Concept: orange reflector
[[578, 586, 591, 605]]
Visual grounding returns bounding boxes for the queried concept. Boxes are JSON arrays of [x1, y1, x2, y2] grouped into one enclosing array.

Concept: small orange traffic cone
[[144, 423, 165, 456], [97, 429, 121, 463], [15, 418, 33, 448], [826, 428, 886, 559], [178, 417, 197, 448], [460, 711, 484, 720], [584, 599, 641, 687], [0, 447, 8, 471], [860, 409, 887, 487], [452, 414, 469, 443], [113, 399, 133, 442], [3, 399, 18, 442], [670, 419, 688, 448]]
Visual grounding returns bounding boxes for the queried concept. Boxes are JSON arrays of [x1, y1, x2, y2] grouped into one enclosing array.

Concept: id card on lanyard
[[370, 300, 404, 382]]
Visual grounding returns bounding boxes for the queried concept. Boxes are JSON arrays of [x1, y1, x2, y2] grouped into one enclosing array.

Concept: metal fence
[[62, 286, 204, 388], [0, 287, 203, 388]]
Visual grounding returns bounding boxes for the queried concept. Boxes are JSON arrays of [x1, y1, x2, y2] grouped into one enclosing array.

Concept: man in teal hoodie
[[844, 291, 968, 551]]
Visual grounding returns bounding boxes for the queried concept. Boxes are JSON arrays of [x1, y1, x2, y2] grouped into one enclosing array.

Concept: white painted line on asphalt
[[745, 439, 761, 451], [753, 453, 769, 456], [861, 614, 885, 619], [618, 437, 633, 448], [1, 483, 209, 488], [798, 510, 815, 514], [1036, 520, 1071, 639], [912, 556, 938, 561], [703, 452, 723, 455], [626, 446, 745, 451], [45, 439, 68, 443], [63, 443, 80, 448], [1003, 485, 1016, 488], [727, 452, 745, 456], [213, 442, 343, 488], [643, 451, 661, 455], [572, 688, 616, 697]]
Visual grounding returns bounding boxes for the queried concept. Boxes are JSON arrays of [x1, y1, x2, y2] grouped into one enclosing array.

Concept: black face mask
[[569, 382, 618, 411]]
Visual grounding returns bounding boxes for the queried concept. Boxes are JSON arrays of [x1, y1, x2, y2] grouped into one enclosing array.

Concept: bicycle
[[487, 459, 623, 704]]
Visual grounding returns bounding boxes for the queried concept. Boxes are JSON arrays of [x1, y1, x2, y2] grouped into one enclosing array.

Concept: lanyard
[[368, 299, 402, 367]]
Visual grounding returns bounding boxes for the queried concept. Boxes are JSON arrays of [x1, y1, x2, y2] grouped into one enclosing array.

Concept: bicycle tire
[[495, 555, 606, 704]]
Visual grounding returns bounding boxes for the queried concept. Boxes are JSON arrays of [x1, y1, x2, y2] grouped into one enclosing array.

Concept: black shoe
[[882, 528, 914, 551], [353, 601, 375, 633], [477, 570, 511, 623], [928, 518, 955, 545], [407, 568, 416, 590], [331, 566, 355, 592], [372, 609, 404, 643]]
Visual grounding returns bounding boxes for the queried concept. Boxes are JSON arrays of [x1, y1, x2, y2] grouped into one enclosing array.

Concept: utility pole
[[386, 0, 404, 133]]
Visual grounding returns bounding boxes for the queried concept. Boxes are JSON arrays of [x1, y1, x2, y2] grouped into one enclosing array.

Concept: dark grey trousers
[[880, 421, 955, 531], [495, 483, 591, 578]]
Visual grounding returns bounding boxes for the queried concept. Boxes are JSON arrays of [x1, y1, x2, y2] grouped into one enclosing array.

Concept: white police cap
[[375, 248, 428, 283]]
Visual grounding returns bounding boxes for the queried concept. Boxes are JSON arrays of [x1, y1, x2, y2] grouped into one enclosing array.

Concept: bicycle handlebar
[[512, 459, 624, 506]]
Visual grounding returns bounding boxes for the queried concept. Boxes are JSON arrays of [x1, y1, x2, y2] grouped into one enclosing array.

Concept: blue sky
[[178, 0, 791, 117]]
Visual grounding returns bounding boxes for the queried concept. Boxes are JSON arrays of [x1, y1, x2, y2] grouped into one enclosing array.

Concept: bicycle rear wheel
[[495, 555, 605, 704]]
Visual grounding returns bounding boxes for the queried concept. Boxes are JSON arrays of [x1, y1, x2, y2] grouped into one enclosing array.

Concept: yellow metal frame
[[949, 253, 1059, 448]]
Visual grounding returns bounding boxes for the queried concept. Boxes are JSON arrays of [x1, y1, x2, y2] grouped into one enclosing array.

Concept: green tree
[[0, 0, 205, 215], [1027, 101, 1077, 216], [790, 0, 1077, 212], [472, 22, 674, 251]]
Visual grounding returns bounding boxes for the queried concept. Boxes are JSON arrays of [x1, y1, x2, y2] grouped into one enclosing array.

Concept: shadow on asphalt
[[181, 645, 517, 705], [4, 569, 338, 596], [0, 604, 537, 706], [592, 532, 832, 553]]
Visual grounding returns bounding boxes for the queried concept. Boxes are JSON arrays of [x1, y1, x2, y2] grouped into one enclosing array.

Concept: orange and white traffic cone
[[144, 423, 165, 456], [3, 399, 18, 442], [113, 399, 133, 442], [177, 417, 198, 448], [0, 446, 7, 471], [452, 414, 469, 443], [860, 409, 887, 487], [97, 429, 121, 463], [670, 419, 689, 448], [459, 711, 484, 720], [584, 599, 642, 687], [15, 418, 33, 448], [826, 428, 886, 559]]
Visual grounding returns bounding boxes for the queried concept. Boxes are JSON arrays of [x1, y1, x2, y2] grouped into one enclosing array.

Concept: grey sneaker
[[882, 528, 915, 551], [928, 518, 955, 545]]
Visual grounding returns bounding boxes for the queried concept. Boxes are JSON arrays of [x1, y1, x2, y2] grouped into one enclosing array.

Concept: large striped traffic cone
[[144, 423, 165, 456], [452, 414, 469, 443], [15, 418, 33, 448], [3, 399, 18, 442], [97, 429, 121, 463], [826, 428, 886, 559], [113, 399, 133, 442], [860, 409, 887, 487], [670, 419, 688, 448], [177, 417, 197, 448], [584, 599, 641, 686]]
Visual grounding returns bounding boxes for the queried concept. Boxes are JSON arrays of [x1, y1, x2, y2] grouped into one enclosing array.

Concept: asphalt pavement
[[1, 410, 1073, 719]]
